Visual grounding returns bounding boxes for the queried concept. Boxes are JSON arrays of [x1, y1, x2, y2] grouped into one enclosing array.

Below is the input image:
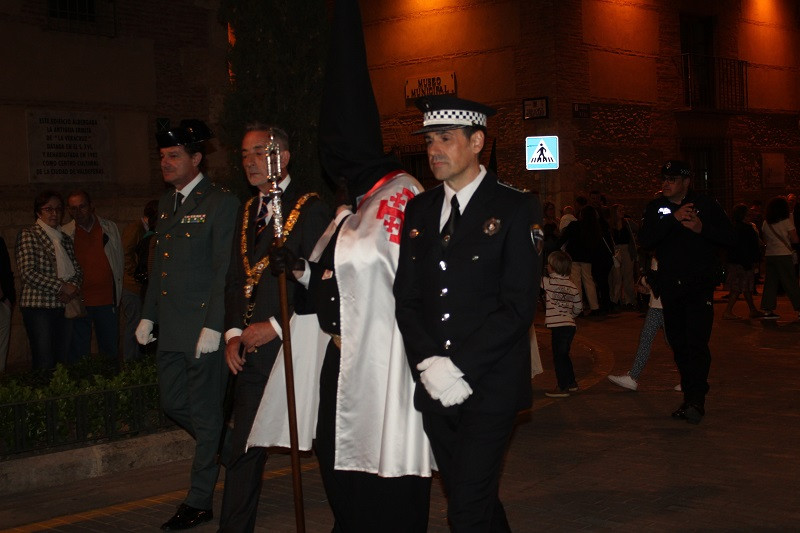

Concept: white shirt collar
[[443, 165, 487, 214], [176, 172, 205, 199]]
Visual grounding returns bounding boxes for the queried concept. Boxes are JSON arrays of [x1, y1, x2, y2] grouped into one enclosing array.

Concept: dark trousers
[[21, 307, 71, 371], [157, 349, 227, 510], [550, 325, 576, 390], [422, 409, 517, 533], [219, 351, 275, 533], [68, 304, 119, 363], [316, 341, 431, 533], [592, 261, 612, 312], [660, 279, 714, 407]]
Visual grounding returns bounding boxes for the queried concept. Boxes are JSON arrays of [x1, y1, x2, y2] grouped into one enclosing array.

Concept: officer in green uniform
[[136, 119, 240, 530]]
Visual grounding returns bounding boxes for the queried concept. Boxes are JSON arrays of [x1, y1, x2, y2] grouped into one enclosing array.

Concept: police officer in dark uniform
[[136, 120, 240, 530], [638, 160, 734, 424], [394, 95, 542, 531]]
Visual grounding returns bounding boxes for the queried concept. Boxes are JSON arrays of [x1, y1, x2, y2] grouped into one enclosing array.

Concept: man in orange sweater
[[63, 190, 124, 365]]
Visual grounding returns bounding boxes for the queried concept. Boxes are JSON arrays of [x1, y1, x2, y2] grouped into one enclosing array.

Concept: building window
[[46, 0, 116, 37], [395, 145, 436, 189], [48, 0, 96, 22], [681, 138, 733, 211]]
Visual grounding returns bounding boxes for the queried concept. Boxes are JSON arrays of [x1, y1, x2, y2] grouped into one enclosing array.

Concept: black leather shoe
[[161, 503, 213, 530], [684, 403, 705, 424], [671, 403, 688, 419]]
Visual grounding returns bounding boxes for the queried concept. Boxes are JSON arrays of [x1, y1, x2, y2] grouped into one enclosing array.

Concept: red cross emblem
[[376, 188, 415, 244]]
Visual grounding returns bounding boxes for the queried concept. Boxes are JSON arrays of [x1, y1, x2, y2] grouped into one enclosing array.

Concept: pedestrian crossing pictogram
[[525, 136, 559, 170]]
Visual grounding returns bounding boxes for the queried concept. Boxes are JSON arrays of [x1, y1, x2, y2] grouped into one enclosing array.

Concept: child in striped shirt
[[542, 251, 583, 397]]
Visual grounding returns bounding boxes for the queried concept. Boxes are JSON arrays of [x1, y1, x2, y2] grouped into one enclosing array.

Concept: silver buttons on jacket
[[444, 340, 451, 350], [442, 313, 450, 321], [439, 260, 447, 271], [440, 288, 448, 296]]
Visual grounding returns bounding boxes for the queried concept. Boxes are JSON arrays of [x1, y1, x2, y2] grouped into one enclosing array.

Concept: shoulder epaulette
[[498, 180, 529, 193]]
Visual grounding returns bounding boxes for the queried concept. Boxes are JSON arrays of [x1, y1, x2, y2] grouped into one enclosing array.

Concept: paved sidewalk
[[2, 291, 799, 531]]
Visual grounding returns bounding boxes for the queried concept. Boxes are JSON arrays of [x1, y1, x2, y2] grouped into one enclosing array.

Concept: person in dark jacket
[[722, 204, 765, 319], [0, 236, 17, 372], [638, 160, 734, 424]]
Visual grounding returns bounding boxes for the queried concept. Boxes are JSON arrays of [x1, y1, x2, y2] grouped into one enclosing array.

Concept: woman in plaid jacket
[[15, 191, 82, 370]]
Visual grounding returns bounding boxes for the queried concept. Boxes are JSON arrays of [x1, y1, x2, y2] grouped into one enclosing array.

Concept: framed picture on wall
[[523, 97, 548, 120]]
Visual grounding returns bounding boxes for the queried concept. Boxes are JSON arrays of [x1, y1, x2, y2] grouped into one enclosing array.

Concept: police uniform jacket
[[394, 170, 541, 415], [638, 190, 734, 283], [141, 174, 240, 353]]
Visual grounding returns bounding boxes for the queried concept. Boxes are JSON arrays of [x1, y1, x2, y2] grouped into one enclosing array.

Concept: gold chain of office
[[240, 192, 318, 300]]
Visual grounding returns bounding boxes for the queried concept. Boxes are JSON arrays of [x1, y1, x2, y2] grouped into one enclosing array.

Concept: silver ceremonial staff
[[266, 133, 306, 533]]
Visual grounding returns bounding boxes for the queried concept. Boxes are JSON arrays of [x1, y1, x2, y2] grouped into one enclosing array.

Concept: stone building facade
[[1, 0, 798, 368], [365, 0, 800, 215], [0, 0, 230, 369]]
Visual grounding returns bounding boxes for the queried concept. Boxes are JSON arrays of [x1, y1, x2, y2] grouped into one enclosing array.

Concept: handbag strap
[[767, 222, 793, 254]]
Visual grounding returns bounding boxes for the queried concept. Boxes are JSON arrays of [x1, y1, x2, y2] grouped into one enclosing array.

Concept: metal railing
[[1, 383, 173, 458], [679, 53, 748, 112]]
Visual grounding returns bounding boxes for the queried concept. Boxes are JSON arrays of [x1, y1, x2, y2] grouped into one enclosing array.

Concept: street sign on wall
[[525, 136, 559, 170]]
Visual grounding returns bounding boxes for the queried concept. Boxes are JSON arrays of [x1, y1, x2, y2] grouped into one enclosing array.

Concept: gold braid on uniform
[[240, 192, 319, 301]]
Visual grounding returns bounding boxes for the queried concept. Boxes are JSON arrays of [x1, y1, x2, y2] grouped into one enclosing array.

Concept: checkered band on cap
[[423, 109, 487, 128]]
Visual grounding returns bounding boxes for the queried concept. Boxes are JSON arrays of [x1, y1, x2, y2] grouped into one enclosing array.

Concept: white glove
[[417, 356, 463, 400], [135, 319, 156, 345], [195, 327, 222, 358], [439, 378, 473, 407]]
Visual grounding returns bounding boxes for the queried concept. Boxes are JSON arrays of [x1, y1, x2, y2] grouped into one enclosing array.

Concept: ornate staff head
[[265, 131, 284, 240]]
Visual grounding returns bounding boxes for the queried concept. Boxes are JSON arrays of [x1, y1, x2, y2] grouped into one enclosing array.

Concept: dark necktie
[[255, 198, 270, 236], [442, 195, 460, 247], [174, 192, 184, 214]]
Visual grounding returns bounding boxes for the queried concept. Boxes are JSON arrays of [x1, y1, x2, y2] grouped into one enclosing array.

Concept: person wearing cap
[[217, 123, 329, 532], [135, 119, 240, 530], [394, 94, 542, 531], [638, 160, 734, 425]]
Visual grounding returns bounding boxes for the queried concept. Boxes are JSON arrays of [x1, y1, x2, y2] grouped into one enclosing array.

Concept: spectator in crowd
[[542, 201, 560, 261], [749, 200, 765, 289], [608, 257, 675, 391], [759, 195, 800, 320], [63, 190, 124, 364], [15, 191, 82, 371], [609, 203, 637, 309], [119, 200, 158, 362], [722, 204, 766, 320], [558, 205, 603, 315], [0, 236, 16, 372], [595, 205, 615, 313], [789, 193, 800, 277], [558, 205, 576, 232], [542, 251, 582, 398]]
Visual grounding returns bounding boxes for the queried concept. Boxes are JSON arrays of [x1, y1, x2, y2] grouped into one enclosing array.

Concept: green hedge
[[0, 356, 167, 457]]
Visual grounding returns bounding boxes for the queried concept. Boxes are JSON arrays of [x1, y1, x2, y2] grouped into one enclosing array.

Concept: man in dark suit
[[136, 119, 240, 530], [394, 95, 542, 532], [218, 124, 329, 533]]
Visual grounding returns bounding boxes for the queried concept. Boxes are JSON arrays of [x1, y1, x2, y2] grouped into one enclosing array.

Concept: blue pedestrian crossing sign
[[526, 136, 559, 170]]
